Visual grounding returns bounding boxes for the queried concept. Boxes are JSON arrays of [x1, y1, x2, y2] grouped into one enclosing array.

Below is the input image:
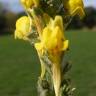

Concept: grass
[[0, 30, 96, 96]]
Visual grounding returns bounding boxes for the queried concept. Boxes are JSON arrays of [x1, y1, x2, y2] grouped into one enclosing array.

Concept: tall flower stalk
[[14, 0, 85, 96]]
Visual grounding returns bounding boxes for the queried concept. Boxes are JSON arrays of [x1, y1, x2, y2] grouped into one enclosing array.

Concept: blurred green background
[[0, 1, 96, 96]]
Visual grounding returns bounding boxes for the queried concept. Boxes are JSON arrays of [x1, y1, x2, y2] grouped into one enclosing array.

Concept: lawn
[[0, 30, 96, 96]]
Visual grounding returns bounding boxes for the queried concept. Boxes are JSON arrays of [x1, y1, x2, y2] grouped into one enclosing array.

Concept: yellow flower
[[20, 0, 39, 8], [35, 16, 69, 96], [64, 0, 85, 18], [35, 16, 69, 53], [15, 16, 30, 40]]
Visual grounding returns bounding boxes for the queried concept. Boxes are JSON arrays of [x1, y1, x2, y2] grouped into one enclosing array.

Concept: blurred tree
[[0, 2, 18, 35], [67, 16, 84, 29], [83, 7, 96, 29], [5, 11, 17, 31], [0, 14, 6, 33], [0, 3, 7, 35], [0, 11, 17, 35]]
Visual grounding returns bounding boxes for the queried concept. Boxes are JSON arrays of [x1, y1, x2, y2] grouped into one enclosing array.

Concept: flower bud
[[21, 0, 39, 9]]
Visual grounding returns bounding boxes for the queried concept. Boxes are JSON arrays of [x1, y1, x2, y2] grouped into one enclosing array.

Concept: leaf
[[37, 78, 55, 96]]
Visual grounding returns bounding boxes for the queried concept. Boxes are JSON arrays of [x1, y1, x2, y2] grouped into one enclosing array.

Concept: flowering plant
[[15, 0, 85, 96]]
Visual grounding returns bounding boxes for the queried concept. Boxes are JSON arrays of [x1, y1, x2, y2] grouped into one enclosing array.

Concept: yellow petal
[[52, 63, 61, 96], [14, 30, 23, 39], [16, 16, 30, 34], [54, 16, 64, 32], [21, 0, 34, 8], [21, 0, 39, 8], [52, 26, 64, 51], [34, 43, 43, 51], [42, 27, 52, 49], [15, 16, 30, 40], [71, 7, 85, 19], [62, 40, 69, 51], [64, 0, 85, 18]]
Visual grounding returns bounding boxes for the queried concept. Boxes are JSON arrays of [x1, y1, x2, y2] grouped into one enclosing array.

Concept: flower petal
[[62, 40, 69, 51], [15, 16, 30, 40]]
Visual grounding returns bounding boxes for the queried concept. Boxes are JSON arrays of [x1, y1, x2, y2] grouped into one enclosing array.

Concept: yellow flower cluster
[[15, 0, 85, 40], [35, 16, 69, 96], [14, 0, 85, 96]]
